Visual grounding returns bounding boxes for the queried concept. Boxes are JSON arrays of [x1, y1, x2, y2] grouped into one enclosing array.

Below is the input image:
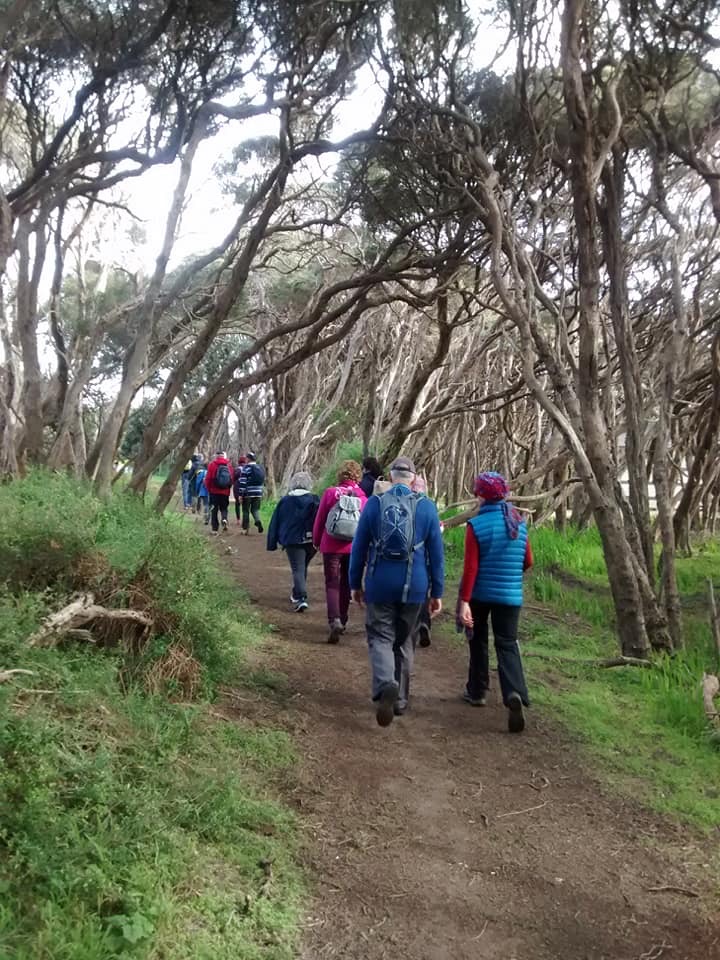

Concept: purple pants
[[322, 553, 351, 625]]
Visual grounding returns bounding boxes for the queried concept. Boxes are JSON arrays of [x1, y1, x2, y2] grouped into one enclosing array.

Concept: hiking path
[[219, 528, 718, 960]]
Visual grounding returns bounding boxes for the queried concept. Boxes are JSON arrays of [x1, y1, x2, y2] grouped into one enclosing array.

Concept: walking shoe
[[507, 693, 525, 733], [376, 684, 399, 727], [221, 519, 228, 532], [256, 521, 264, 534], [291, 593, 300, 604], [393, 702, 407, 717], [327, 619, 343, 644], [462, 691, 487, 707], [417, 623, 431, 648], [295, 601, 308, 613]]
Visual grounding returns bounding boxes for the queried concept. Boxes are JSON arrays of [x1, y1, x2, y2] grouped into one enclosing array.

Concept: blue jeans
[[285, 544, 316, 602], [181, 473, 193, 507], [467, 602, 529, 706]]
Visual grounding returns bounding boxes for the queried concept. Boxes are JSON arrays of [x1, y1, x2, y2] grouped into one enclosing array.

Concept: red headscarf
[[473, 471, 520, 539]]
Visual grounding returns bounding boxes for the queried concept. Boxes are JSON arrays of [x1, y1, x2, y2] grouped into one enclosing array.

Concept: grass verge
[[443, 519, 720, 832], [0, 471, 303, 959]]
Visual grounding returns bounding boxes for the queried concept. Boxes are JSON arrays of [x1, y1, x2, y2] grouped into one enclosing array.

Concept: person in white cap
[[349, 456, 445, 726]]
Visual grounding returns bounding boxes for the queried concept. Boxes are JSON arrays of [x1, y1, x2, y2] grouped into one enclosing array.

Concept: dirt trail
[[222, 530, 718, 960]]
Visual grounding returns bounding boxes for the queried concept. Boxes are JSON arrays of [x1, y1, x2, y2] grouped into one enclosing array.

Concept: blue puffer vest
[[468, 503, 528, 606]]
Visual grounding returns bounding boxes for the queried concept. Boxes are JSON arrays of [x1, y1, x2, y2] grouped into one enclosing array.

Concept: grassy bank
[[0, 473, 302, 960], [442, 520, 720, 832]]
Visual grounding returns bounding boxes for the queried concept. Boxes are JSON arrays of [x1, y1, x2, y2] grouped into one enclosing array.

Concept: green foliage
[[316, 440, 365, 492], [519, 526, 720, 831], [0, 472, 303, 958]]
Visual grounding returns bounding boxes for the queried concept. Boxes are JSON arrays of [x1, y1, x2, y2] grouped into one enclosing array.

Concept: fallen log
[[29, 594, 153, 648], [523, 651, 653, 669], [0, 668, 36, 683]]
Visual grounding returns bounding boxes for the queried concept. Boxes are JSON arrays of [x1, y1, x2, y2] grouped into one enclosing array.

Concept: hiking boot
[[507, 693, 525, 733], [221, 519, 228, 532], [376, 684, 399, 727], [393, 702, 407, 717], [256, 521, 264, 534], [291, 593, 300, 604], [327, 619, 343, 644], [462, 691, 487, 707], [295, 601, 308, 613], [417, 623, 431, 648]]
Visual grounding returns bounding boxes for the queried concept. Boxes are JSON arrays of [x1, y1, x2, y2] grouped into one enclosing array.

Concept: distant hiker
[[181, 458, 195, 510], [349, 456, 444, 727], [186, 453, 204, 512], [313, 459, 367, 644], [409, 471, 434, 649], [233, 455, 248, 525], [359, 456, 383, 498], [195, 463, 210, 524], [205, 450, 234, 534], [239, 452, 266, 535], [457, 471, 533, 733], [267, 472, 320, 613]]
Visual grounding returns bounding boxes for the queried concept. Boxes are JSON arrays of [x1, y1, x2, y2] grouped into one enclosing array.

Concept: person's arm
[[523, 537, 533, 572], [349, 498, 374, 598], [267, 501, 280, 550], [206, 461, 216, 489], [424, 504, 445, 606], [458, 524, 479, 603], [312, 490, 329, 548]]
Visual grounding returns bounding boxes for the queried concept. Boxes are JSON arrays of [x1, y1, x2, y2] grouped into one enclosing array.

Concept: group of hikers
[[182, 451, 266, 534], [266, 455, 533, 734], [183, 450, 532, 733]]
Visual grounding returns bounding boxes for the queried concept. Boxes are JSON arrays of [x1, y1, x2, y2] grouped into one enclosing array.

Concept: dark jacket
[[359, 471, 381, 499], [239, 461, 265, 498], [349, 485, 444, 604], [267, 490, 320, 549]]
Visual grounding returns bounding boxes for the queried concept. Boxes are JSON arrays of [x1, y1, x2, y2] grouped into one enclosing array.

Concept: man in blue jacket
[[350, 456, 444, 727]]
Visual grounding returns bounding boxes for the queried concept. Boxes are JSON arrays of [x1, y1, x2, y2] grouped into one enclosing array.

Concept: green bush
[[316, 440, 365, 492], [0, 472, 303, 959]]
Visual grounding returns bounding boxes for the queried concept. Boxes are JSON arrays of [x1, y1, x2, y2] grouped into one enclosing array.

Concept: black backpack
[[215, 463, 232, 490]]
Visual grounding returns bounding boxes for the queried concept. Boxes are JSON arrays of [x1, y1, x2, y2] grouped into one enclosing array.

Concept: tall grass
[[0, 471, 303, 959], [517, 525, 720, 830]]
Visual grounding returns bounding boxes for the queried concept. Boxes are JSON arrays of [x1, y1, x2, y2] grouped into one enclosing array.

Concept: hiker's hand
[[429, 597, 443, 618], [458, 600, 473, 628], [352, 589, 365, 607]]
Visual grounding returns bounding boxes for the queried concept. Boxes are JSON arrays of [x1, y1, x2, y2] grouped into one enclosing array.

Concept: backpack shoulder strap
[[401, 494, 422, 604]]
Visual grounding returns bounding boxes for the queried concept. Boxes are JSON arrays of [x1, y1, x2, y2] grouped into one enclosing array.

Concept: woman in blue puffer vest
[[457, 472, 533, 733]]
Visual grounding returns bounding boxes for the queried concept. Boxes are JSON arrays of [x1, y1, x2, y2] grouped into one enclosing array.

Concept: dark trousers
[[286, 544, 316, 602], [209, 493, 229, 531], [412, 599, 432, 648], [234, 497, 242, 520], [242, 496, 262, 530], [322, 553, 351, 625], [467, 601, 529, 706], [366, 602, 422, 709]]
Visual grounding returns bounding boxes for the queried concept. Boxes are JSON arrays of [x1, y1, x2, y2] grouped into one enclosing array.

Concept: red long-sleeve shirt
[[458, 523, 533, 603]]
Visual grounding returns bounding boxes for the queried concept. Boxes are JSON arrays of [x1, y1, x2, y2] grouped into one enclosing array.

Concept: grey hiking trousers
[[366, 602, 422, 709]]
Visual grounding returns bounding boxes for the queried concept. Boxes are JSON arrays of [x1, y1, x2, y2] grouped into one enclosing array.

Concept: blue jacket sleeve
[[349, 498, 376, 590], [267, 501, 281, 551], [424, 502, 445, 598]]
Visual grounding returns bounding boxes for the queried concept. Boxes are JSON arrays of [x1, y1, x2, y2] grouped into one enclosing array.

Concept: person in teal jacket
[[457, 471, 533, 733]]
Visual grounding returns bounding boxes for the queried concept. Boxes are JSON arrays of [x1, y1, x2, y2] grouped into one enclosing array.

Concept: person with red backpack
[[205, 450, 234, 534], [313, 459, 367, 644]]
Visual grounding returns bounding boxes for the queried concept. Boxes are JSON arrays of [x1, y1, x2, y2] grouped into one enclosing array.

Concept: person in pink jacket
[[313, 459, 367, 644]]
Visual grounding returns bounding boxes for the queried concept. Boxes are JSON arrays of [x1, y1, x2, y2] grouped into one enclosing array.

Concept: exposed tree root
[[29, 593, 153, 648]]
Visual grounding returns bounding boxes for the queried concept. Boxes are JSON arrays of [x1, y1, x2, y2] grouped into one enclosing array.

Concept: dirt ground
[[219, 527, 719, 960]]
